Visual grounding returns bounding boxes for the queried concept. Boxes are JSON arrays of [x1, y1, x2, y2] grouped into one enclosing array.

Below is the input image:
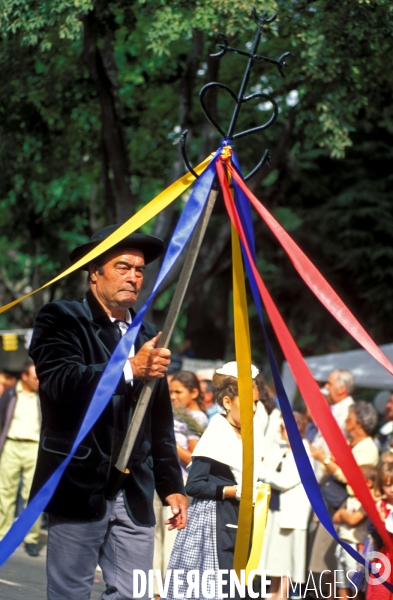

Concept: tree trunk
[[137, 29, 205, 313], [179, 29, 204, 130], [82, 3, 135, 223], [200, 52, 221, 158], [184, 269, 231, 359]]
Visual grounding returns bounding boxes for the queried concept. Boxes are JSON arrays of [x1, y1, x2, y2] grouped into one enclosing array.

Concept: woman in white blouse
[[258, 412, 313, 600]]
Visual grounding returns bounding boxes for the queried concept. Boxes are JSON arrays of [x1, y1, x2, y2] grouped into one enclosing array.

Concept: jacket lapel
[[84, 290, 121, 356], [131, 307, 148, 354]]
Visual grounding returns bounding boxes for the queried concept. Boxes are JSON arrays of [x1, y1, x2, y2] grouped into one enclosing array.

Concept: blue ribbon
[[231, 150, 391, 590], [0, 153, 218, 566]]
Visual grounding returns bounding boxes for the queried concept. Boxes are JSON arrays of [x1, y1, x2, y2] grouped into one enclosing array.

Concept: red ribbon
[[228, 163, 393, 378], [216, 158, 393, 551]]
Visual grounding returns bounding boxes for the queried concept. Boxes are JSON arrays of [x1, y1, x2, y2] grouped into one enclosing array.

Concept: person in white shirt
[[327, 370, 356, 430], [258, 412, 314, 599]]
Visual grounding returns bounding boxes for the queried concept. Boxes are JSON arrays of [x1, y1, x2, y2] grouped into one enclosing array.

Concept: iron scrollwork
[[179, 7, 291, 181]]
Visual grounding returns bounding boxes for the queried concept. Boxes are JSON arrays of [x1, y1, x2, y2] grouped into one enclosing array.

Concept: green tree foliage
[[0, 0, 392, 364]]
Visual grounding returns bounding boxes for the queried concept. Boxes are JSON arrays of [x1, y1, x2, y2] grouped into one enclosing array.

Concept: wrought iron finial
[[179, 7, 291, 181]]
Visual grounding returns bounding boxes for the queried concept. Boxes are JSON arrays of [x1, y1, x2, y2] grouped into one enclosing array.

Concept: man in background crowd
[[324, 369, 355, 430], [0, 359, 41, 556], [311, 369, 355, 473]]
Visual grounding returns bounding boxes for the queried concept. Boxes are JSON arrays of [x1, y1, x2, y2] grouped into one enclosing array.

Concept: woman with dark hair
[[166, 362, 261, 599], [170, 371, 206, 418], [255, 372, 276, 415], [169, 371, 208, 473]]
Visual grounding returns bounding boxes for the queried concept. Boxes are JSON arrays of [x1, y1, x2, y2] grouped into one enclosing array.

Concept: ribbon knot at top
[[221, 145, 233, 162], [179, 9, 286, 183]]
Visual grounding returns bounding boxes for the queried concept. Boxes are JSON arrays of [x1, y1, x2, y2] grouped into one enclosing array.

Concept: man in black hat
[[29, 226, 187, 600]]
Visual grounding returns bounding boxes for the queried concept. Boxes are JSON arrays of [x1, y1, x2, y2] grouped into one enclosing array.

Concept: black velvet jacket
[[29, 290, 184, 524]]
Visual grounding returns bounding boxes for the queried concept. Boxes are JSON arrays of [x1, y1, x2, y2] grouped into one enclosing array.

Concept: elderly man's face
[[89, 249, 145, 312], [324, 370, 347, 404]]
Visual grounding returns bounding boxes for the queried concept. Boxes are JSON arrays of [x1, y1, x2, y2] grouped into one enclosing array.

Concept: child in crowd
[[380, 450, 393, 466], [366, 463, 393, 600], [333, 464, 378, 600], [166, 362, 264, 600]]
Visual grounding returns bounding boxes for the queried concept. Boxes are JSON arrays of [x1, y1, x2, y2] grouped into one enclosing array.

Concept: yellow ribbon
[[226, 147, 270, 575], [0, 155, 213, 314], [231, 222, 255, 574], [246, 483, 271, 579]]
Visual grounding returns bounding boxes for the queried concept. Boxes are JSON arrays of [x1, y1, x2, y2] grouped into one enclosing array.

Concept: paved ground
[[0, 542, 106, 599]]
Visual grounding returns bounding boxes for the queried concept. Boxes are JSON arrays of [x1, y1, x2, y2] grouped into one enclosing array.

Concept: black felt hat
[[69, 225, 166, 270]]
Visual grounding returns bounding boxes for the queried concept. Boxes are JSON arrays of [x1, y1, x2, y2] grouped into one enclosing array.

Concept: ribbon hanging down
[[0, 154, 213, 315], [216, 157, 393, 554], [246, 484, 271, 580], [227, 153, 271, 576], [231, 223, 256, 575], [222, 165, 393, 591], [0, 155, 218, 567]]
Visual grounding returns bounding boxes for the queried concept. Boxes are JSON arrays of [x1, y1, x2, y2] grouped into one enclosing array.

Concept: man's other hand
[[129, 333, 171, 379], [164, 493, 188, 530]]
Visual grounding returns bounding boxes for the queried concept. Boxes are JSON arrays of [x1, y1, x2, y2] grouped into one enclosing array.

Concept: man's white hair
[[334, 369, 355, 395]]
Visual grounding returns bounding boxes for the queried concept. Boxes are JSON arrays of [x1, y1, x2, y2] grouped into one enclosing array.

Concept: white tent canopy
[[281, 343, 393, 405]]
